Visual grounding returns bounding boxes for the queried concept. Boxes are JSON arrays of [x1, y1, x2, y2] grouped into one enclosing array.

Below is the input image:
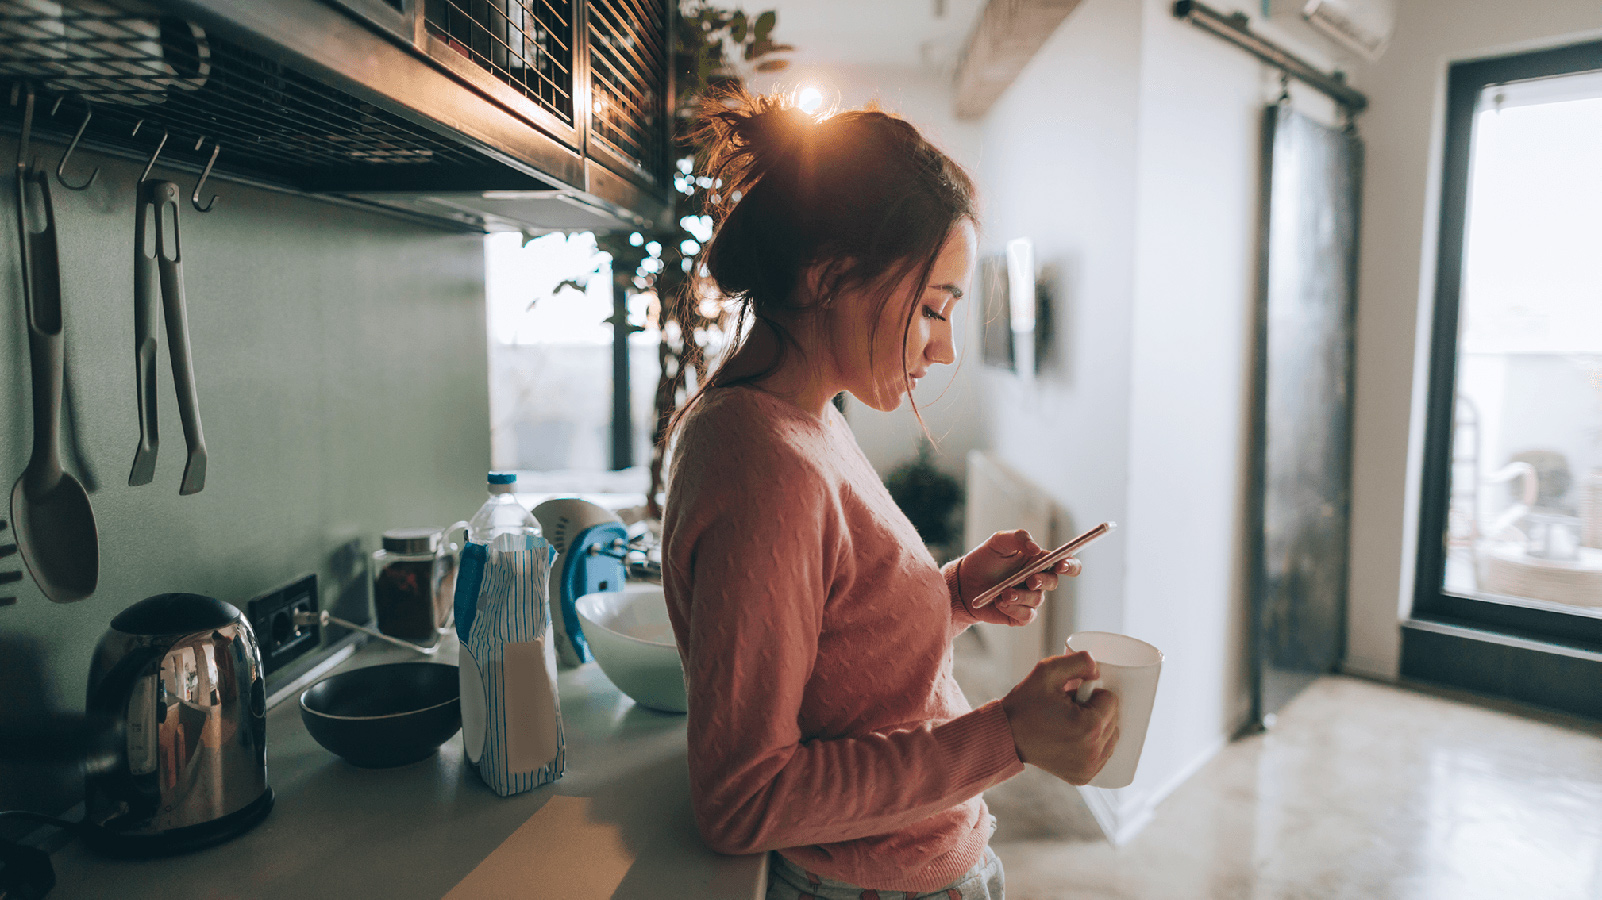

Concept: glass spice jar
[[372, 528, 449, 644]]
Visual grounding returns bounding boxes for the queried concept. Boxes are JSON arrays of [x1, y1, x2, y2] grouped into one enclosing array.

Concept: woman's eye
[[922, 306, 947, 322]]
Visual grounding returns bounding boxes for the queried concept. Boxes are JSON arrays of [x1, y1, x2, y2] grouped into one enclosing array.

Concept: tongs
[[128, 179, 206, 494]]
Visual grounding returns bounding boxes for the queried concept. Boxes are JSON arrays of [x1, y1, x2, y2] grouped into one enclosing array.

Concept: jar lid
[[381, 528, 441, 555]]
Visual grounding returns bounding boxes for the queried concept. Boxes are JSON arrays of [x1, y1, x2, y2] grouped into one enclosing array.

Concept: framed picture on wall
[[980, 255, 1014, 370], [981, 250, 1054, 375]]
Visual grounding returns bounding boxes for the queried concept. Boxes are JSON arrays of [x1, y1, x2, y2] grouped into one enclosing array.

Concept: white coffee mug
[[1066, 631, 1163, 789]]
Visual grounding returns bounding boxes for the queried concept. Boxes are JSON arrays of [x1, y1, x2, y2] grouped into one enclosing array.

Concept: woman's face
[[831, 219, 977, 413]]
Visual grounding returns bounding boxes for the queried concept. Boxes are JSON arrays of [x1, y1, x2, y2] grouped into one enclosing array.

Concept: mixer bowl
[[574, 584, 687, 713]]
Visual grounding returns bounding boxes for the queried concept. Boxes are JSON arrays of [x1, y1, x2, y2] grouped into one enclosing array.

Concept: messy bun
[[675, 85, 977, 424]]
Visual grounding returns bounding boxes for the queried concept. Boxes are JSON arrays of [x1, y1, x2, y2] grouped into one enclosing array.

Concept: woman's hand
[[958, 529, 1082, 626], [1001, 651, 1119, 785]]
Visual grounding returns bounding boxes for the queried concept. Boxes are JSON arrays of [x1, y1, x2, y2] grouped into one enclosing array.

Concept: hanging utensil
[[142, 180, 206, 495], [127, 152, 163, 486], [10, 90, 100, 603]]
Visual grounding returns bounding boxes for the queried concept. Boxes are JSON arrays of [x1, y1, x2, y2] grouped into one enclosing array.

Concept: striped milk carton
[[454, 533, 563, 796]]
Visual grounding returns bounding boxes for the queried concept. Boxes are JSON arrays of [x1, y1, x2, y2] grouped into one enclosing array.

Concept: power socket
[[247, 574, 321, 676]]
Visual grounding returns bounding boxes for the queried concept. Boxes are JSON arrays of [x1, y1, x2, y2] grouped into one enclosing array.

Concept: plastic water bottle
[[467, 473, 539, 546]]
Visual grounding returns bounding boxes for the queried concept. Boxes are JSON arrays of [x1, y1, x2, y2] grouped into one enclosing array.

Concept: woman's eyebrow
[[929, 283, 964, 300]]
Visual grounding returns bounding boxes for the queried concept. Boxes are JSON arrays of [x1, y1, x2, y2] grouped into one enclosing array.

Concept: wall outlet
[[247, 574, 321, 676]]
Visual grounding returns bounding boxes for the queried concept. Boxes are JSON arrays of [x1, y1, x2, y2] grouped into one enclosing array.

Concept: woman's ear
[[800, 257, 859, 312], [800, 259, 834, 310]]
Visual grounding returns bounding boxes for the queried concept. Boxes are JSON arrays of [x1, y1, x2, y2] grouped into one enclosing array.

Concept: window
[[484, 231, 658, 491], [1416, 40, 1602, 647]]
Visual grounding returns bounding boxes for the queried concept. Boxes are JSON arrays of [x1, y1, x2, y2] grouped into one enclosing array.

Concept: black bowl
[[300, 662, 461, 768]]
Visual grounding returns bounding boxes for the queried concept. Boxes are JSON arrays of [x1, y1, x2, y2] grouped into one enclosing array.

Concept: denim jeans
[[765, 845, 1005, 900]]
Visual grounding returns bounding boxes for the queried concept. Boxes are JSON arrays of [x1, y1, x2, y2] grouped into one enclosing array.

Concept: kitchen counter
[[49, 635, 767, 899]]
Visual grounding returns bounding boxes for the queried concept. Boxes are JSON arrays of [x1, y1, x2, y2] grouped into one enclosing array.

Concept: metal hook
[[56, 105, 100, 191], [138, 127, 168, 184], [1277, 70, 1291, 105], [190, 139, 219, 213]]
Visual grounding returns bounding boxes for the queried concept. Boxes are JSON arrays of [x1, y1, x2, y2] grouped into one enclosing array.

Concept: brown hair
[[667, 86, 977, 438]]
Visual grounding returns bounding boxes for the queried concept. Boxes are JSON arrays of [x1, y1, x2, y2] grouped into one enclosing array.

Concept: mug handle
[[441, 520, 470, 555], [1074, 679, 1101, 704]]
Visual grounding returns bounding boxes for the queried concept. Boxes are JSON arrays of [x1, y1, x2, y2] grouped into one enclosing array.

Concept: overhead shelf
[[0, 0, 672, 233]]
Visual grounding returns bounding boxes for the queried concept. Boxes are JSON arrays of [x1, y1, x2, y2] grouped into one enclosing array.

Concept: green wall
[[0, 147, 491, 814]]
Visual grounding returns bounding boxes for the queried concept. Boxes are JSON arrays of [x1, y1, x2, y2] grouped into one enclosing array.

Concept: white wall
[[975, 0, 1145, 643], [1343, 0, 1602, 680], [1116, 0, 1266, 825]]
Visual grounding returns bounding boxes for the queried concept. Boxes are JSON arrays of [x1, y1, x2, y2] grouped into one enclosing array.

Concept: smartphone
[[969, 521, 1117, 609]]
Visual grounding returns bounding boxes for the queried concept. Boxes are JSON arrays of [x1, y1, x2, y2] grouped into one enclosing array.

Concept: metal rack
[[587, 0, 666, 183], [0, 2, 558, 194], [423, 0, 576, 125], [0, 0, 671, 231]]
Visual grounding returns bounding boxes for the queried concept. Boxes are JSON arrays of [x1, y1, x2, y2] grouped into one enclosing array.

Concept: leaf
[[753, 10, 776, 43], [755, 59, 788, 72], [728, 10, 747, 43]]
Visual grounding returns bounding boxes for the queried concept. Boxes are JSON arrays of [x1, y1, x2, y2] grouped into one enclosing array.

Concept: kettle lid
[[112, 593, 240, 635]]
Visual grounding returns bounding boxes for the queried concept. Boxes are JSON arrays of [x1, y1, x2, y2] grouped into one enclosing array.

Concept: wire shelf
[[588, 0, 665, 178], [0, 0, 559, 195], [424, 0, 575, 125]]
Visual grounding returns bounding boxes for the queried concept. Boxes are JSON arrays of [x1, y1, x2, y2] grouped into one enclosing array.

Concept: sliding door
[[1248, 103, 1362, 727]]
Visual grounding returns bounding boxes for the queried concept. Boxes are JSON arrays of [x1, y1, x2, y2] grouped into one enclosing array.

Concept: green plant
[[586, 2, 792, 515], [885, 443, 962, 549]]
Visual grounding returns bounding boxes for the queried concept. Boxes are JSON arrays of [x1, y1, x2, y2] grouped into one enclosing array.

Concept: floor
[[986, 676, 1602, 900]]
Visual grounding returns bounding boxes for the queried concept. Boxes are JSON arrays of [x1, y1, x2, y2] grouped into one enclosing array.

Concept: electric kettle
[[82, 593, 272, 856]]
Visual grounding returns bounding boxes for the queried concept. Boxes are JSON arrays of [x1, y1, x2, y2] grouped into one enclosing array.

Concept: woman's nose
[[927, 327, 956, 366]]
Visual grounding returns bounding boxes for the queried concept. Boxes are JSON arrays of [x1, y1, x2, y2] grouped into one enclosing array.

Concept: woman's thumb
[[990, 529, 1032, 557], [1036, 651, 1099, 688]]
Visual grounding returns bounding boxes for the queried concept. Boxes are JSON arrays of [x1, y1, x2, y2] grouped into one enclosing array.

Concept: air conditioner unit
[[1303, 0, 1395, 60], [1263, 0, 1396, 62]]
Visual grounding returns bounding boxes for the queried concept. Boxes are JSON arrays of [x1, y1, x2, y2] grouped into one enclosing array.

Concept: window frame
[[1412, 38, 1602, 650]]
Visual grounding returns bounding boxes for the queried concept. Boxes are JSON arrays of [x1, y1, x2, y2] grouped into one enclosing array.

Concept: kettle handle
[[84, 644, 168, 821]]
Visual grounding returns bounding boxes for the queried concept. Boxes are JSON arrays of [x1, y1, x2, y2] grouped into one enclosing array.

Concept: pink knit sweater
[[662, 385, 1025, 892]]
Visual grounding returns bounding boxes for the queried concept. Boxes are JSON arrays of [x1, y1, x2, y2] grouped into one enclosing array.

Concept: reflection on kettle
[[82, 593, 272, 857]]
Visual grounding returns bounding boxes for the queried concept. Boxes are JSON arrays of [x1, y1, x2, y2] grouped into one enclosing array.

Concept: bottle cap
[[487, 473, 517, 485]]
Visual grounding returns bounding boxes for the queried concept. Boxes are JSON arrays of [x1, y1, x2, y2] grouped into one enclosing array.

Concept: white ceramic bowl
[[574, 583, 687, 713]]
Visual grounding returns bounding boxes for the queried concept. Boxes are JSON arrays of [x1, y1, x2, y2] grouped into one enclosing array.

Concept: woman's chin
[[866, 390, 905, 413], [844, 382, 909, 413]]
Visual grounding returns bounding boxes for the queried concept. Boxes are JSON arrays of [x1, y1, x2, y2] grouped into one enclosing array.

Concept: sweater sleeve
[[943, 558, 982, 640], [677, 452, 1021, 856]]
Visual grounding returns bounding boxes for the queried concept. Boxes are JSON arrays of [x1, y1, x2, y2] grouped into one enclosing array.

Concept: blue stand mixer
[[533, 499, 630, 668]]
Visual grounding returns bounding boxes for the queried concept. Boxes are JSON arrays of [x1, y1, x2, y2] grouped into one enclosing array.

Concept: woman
[[662, 89, 1120, 900]]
